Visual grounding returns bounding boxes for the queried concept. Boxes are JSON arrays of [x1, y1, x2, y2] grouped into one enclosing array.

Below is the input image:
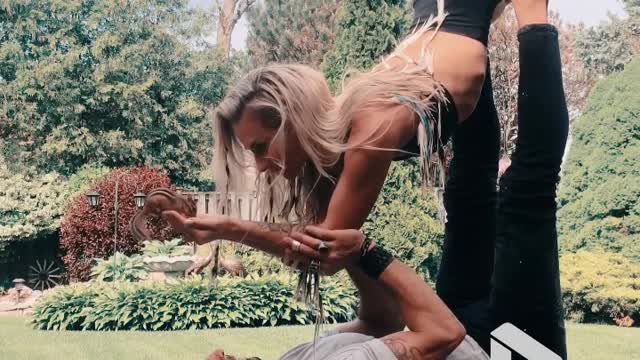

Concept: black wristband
[[359, 244, 394, 279], [360, 236, 373, 257]]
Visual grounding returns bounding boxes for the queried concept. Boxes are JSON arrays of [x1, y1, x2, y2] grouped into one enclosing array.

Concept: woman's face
[[233, 107, 307, 180]]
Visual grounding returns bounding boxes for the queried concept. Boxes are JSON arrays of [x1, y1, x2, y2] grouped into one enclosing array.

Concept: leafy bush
[[32, 275, 358, 331], [237, 249, 286, 275], [142, 239, 191, 258], [561, 251, 640, 325], [558, 58, 640, 261], [0, 160, 68, 250], [91, 252, 147, 283], [60, 167, 175, 282], [62, 164, 111, 205]]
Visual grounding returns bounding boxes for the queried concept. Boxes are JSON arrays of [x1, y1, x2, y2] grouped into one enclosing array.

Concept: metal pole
[[113, 176, 119, 259]]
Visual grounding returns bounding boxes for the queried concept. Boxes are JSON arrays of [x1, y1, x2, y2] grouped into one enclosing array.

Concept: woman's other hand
[[289, 226, 365, 275]]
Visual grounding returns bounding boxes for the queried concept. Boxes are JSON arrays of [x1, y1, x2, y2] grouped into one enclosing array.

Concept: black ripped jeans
[[435, 24, 568, 359]]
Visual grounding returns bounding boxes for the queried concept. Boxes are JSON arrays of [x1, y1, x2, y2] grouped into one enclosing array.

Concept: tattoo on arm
[[382, 339, 427, 360], [254, 221, 298, 234]]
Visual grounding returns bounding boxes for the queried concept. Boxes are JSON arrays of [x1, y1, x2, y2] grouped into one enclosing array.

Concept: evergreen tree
[[246, 0, 339, 68], [558, 58, 640, 261], [322, 0, 411, 92]]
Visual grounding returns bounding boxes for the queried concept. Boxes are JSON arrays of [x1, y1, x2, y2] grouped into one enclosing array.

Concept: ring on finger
[[291, 239, 301, 253], [317, 241, 329, 252]]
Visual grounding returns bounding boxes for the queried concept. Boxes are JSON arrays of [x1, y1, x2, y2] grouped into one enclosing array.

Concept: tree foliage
[[574, 2, 639, 77], [558, 58, 640, 261], [363, 160, 444, 282], [0, 0, 232, 189], [321, 0, 411, 92], [0, 158, 67, 250], [246, 0, 339, 68], [60, 167, 175, 282]]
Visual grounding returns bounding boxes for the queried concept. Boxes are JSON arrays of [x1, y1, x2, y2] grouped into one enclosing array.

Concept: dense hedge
[[561, 251, 640, 325], [363, 161, 444, 283], [60, 167, 175, 282], [558, 58, 640, 261], [31, 275, 358, 331]]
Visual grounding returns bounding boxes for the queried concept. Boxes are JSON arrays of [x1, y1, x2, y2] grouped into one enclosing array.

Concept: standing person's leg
[[436, 62, 500, 352], [490, 17, 569, 360]]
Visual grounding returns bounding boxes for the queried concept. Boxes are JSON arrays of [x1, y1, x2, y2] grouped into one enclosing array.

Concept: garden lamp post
[[133, 191, 146, 209], [86, 175, 142, 257], [86, 191, 101, 208]]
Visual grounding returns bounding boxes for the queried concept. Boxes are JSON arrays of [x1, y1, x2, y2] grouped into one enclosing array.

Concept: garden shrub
[[561, 251, 640, 325], [62, 164, 111, 205], [0, 161, 67, 250], [31, 274, 358, 331], [558, 58, 640, 261], [363, 161, 444, 283], [90, 252, 147, 282], [237, 248, 286, 275], [60, 167, 175, 282]]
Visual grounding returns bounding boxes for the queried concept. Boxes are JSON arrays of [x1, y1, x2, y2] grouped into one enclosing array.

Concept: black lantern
[[86, 191, 101, 208], [133, 191, 146, 209]]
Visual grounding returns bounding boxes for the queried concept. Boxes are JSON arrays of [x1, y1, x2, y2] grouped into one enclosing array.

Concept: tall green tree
[[575, 1, 639, 77], [246, 0, 339, 68], [322, 0, 411, 92], [0, 0, 232, 189], [558, 58, 640, 262]]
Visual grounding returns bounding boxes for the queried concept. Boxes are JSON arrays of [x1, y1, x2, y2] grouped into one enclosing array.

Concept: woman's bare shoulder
[[349, 106, 418, 151]]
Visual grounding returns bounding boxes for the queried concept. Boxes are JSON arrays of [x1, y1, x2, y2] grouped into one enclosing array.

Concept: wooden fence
[[182, 192, 259, 221]]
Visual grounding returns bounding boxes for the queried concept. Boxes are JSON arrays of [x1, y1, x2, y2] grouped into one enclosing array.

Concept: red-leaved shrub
[[60, 167, 176, 281]]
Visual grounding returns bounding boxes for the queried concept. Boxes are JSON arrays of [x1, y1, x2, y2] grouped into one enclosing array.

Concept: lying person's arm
[[379, 260, 466, 359], [292, 228, 466, 359]]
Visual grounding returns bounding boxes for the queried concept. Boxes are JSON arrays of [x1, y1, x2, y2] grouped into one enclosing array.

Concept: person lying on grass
[[201, 228, 486, 360]]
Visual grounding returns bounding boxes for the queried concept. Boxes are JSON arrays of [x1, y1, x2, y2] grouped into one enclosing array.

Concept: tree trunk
[[217, 0, 255, 58]]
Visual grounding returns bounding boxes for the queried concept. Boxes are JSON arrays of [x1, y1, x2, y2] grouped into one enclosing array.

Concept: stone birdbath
[[143, 256, 196, 281]]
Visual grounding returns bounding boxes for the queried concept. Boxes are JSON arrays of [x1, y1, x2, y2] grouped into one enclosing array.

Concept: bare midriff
[[385, 30, 488, 123]]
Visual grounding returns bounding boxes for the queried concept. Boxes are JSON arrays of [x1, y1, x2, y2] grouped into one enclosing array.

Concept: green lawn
[[0, 315, 639, 360]]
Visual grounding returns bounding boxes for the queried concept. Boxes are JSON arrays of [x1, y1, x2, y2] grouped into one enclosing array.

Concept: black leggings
[[436, 24, 568, 359]]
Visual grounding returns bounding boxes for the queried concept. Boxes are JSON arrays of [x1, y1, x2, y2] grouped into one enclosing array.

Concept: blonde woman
[[164, 0, 566, 358]]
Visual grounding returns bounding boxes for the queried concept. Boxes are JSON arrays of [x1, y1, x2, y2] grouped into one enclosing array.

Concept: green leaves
[[322, 0, 411, 93], [90, 252, 148, 282], [142, 239, 191, 257], [362, 160, 444, 283], [0, 159, 67, 244], [0, 0, 232, 189], [246, 0, 339, 68], [31, 275, 358, 331], [560, 251, 640, 324], [558, 58, 640, 261]]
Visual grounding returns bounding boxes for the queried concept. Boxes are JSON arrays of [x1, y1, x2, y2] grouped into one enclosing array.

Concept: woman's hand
[[161, 210, 232, 245], [289, 226, 365, 275]]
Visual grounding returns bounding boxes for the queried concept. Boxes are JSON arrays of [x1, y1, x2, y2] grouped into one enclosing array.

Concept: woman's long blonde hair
[[214, 64, 345, 224], [213, 0, 448, 224]]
